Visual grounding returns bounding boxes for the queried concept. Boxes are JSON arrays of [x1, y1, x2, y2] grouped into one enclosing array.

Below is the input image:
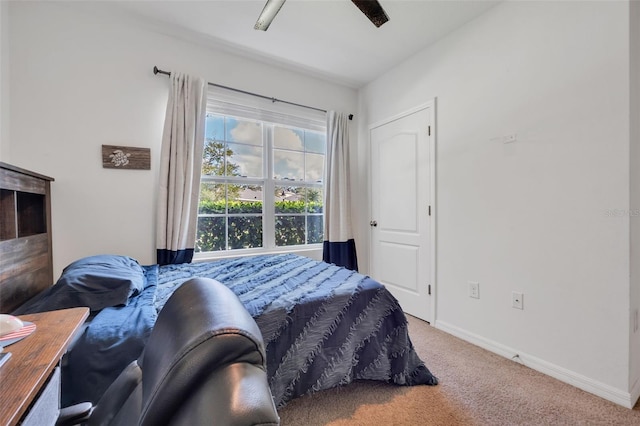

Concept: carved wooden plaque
[[102, 145, 150, 170]]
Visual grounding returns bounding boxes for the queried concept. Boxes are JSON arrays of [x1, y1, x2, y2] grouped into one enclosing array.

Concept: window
[[196, 102, 325, 255]]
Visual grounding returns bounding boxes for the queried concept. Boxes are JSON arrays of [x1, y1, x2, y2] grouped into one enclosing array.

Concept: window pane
[[274, 149, 304, 181], [228, 216, 262, 249], [196, 217, 225, 252], [305, 153, 324, 183], [228, 185, 263, 214], [305, 187, 323, 213], [274, 186, 305, 214], [199, 110, 326, 254], [305, 131, 326, 154], [227, 142, 263, 178], [199, 183, 225, 214], [226, 118, 262, 146], [274, 126, 304, 151], [275, 215, 305, 246], [307, 215, 323, 244], [205, 115, 225, 141], [202, 139, 227, 176]]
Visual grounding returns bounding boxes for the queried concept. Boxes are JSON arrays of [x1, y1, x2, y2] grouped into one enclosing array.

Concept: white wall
[[359, 1, 634, 406], [0, 0, 9, 161], [8, 1, 357, 278], [629, 0, 640, 405]]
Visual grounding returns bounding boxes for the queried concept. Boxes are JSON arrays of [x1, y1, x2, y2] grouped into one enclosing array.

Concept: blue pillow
[[14, 255, 145, 314]]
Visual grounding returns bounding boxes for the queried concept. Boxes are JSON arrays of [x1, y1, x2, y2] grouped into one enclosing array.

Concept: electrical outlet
[[469, 282, 479, 299], [512, 292, 524, 310]]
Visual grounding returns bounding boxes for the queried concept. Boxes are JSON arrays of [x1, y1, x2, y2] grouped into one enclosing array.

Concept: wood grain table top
[[0, 307, 89, 426]]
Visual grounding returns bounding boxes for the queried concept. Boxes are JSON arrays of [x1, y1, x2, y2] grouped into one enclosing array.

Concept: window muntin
[[196, 112, 324, 254]]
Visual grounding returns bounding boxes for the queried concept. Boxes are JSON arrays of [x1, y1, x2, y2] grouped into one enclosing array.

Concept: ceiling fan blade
[[254, 0, 287, 31], [351, 0, 389, 28]]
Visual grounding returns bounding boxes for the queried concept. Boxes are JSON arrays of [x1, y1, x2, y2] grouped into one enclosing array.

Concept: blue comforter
[[63, 254, 437, 407]]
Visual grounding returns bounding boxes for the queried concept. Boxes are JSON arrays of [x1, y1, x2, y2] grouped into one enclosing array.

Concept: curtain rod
[[153, 66, 353, 120]]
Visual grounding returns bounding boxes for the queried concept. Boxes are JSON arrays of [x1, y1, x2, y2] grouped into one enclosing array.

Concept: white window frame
[[194, 88, 326, 261]]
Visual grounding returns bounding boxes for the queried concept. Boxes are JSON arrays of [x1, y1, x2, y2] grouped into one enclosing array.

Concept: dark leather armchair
[[59, 277, 280, 426]]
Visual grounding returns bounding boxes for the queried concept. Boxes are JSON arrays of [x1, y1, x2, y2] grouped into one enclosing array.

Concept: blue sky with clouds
[[205, 114, 325, 182]]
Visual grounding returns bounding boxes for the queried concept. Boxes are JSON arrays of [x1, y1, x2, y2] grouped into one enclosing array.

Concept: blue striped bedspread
[[155, 254, 438, 407]]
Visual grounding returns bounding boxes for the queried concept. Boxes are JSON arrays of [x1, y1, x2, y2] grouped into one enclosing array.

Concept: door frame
[[368, 99, 437, 324]]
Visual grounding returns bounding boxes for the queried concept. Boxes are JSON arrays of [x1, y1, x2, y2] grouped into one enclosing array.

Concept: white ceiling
[[103, 0, 498, 88]]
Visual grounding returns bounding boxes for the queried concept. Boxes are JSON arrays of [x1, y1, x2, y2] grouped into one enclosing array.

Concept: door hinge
[[428, 284, 431, 295], [428, 205, 431, 216], [428, 125, 431, 136]]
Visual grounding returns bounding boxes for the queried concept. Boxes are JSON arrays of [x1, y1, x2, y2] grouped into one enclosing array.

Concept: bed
[[14, 253, 438, 408], [2, 163, 437, 410]]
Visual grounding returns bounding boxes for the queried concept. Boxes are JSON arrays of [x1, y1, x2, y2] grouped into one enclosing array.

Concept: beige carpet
[[278, 315, 640, 425]]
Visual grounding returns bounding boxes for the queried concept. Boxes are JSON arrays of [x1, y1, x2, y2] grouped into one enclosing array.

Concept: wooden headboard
[[0, 162, 54, 313]]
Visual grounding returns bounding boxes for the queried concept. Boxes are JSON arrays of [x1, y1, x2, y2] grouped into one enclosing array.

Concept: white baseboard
[[630, 376, 640, 409], [434, 320, 636, 409]]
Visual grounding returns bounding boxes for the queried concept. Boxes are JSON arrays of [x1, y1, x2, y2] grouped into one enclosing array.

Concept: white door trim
[[368, 99, 437, 324]]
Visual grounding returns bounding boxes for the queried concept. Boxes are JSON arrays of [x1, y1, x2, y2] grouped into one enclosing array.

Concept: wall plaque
[[102, 145, 150, 170]]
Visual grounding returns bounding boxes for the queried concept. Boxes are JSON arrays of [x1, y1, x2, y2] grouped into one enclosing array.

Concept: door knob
[[370, 220, 378, 227]]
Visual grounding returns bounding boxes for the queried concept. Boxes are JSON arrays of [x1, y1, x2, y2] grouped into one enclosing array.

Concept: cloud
[[274, 150, 304, 180], [228, 143, 263, 177], [230, 120, 262, 145], [305, 153, 324, 182], [222, 121, 324, 181], [274, 127, 304, 150]]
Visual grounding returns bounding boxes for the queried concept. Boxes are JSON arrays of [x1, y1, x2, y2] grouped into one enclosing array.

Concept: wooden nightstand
[[0, 307, 89, 426]]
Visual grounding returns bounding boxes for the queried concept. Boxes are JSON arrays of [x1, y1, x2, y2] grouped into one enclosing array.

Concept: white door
[[370, 104, 434, 322]]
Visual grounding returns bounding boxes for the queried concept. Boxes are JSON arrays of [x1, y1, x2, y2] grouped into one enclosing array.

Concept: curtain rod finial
[[153, 66, 159, 75], [348, 114, 353, 120]]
